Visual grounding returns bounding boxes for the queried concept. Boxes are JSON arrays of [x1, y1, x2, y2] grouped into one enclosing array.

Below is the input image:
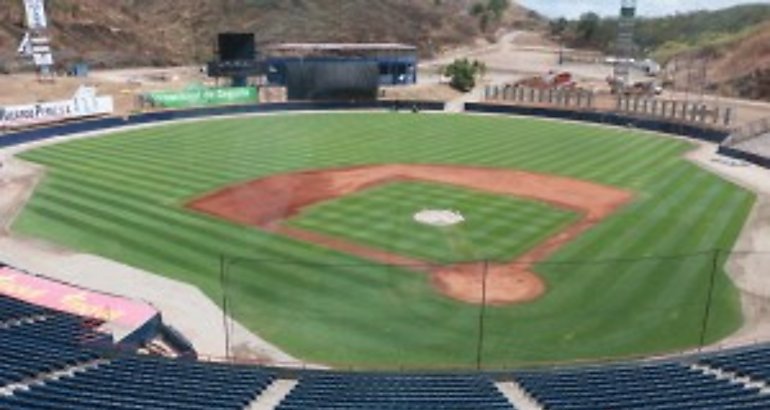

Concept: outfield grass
[[12, 113, 755, 369], [287, 181, 578, 264]]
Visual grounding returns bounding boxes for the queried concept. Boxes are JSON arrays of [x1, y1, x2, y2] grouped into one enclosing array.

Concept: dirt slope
[[0, 0, 540, 71], [712, 25, 770, 101], [665, 23, 770, 101]]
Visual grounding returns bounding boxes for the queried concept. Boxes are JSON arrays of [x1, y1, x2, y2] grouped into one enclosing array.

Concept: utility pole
[[475, 261, 489, 371], [698, 250, 720, 350], [220, 255, 231, 360]]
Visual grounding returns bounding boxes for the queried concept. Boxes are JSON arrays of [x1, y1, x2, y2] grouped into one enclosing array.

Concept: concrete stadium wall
[[0, 100, 446, 149], [9, 100, 767, 169], [467, 101, 770, 170], [718, 146, 770, 169]]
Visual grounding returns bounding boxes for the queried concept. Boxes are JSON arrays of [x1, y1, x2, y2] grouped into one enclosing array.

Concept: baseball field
[[12, 112, 755, 369]]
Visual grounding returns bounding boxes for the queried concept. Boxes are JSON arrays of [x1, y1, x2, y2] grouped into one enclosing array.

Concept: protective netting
[[216, 250, 769, 371]]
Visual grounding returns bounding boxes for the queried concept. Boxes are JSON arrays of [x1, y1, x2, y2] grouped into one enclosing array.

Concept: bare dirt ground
[[1, 29, 767, 124], [188, 164, 632, 305], [417, 30, 770, 125], [0, 67, 211, 115]]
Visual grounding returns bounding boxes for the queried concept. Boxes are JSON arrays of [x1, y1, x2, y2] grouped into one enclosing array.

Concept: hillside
[[549, 4, 770, 101], [551, 3, 770, 56], [0, 0, 541, 72], [665, 22, 770, 101]]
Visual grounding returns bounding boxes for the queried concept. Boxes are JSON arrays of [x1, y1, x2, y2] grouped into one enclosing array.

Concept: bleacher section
[[0, 290, 275, 410], [0, 294, 109, 346], [514, 361, 770, 410], [9, 276, 770, 409], [701, 345, 770, 382], [0, 356, 275, 410], [0, 295, 49, 321], [277, 372, 513, 409], [0, 328, 99, 387], [0, 295, 105, 387]]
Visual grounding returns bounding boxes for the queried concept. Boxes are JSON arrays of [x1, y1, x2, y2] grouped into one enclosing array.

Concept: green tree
[[487, 0, 510, 19], [576, 12, 601, 43], [443, 58, 486, 92], [549, 17, 569, 37], [559, 4, 770, 56], [469, 0, 510, 32], [469, 2, 486, 17]]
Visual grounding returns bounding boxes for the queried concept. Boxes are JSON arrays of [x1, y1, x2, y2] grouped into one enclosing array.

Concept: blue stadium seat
[[513, 361, 768, 410], [6, 281, 770, 410], [700, 345, 770, 382]]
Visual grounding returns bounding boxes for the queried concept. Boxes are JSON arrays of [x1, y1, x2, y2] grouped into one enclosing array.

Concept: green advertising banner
[[145, 86, 258, 108]]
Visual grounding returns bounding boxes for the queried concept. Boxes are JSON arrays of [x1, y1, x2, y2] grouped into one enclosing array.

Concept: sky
[[517, 0, 767, 19]]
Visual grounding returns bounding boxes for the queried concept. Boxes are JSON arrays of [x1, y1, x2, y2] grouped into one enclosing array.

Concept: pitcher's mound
[[413, 209, 465, 227]]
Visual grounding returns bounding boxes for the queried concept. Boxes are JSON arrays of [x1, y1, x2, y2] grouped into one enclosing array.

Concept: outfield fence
[[215, 249, 770, 371], [0, 100, 446, 148]]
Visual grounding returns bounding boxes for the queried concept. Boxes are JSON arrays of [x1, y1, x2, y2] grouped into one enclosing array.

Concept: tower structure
[[614, 0, 637, 87]]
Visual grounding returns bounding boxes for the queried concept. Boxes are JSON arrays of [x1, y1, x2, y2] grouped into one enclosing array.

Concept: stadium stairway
[[249, 379, 298, 410], [496, 380, 544, 410], [692, 363, 770, 395], [697, 345, 770, 390]]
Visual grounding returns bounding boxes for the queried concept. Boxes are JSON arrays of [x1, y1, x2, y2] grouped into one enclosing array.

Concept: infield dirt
[[188, 164, 632, 305]]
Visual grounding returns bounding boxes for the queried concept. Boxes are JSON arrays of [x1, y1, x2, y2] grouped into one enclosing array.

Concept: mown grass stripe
[[12, 113, 753, 368]]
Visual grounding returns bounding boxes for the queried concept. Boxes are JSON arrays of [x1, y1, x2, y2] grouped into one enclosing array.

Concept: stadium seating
[[0, 329, 99, 386], [0, 294, 49, 321], [0, 299, 103, 387], [0, 294, 109, 345], [700, 345, 770, 382], [277, 372, 514, 409], [0, 291, 274, 409], [0, 356, 275, 410], [8, 289, 770, 409], [513, 361, 770, 410]]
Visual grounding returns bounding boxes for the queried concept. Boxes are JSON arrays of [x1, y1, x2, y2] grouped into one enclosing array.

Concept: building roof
[[266, 43, 417, 52]]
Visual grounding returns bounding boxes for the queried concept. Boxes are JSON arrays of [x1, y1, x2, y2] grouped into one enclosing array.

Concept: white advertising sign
[[32, 52, 53, 67], [24, 0, 48, 30], [0, 87, 114, 128]]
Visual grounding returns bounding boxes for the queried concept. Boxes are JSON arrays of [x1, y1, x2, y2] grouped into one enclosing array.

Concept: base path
[[189, 164, 632, 305]]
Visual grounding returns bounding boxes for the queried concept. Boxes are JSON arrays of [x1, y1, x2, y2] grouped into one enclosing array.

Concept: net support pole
[[220, 254, 232, 360], [476, 260, 489, 370], [699, 249, 720, 350]]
